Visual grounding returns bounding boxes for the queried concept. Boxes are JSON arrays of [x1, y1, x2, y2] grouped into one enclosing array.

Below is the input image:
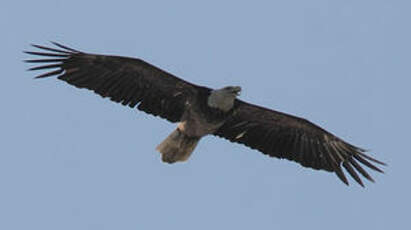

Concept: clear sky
[[1, 0, 410, 229]]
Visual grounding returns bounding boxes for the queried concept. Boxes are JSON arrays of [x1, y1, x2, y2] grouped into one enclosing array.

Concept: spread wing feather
[[25, 42, 207, 122], [215, 100, 385, 186]]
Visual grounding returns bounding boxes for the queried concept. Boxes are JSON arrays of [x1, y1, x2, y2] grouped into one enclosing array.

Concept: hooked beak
[[232, 86, 241, 96]]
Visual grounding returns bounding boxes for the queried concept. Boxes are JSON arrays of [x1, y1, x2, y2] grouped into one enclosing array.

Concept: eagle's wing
[[25, 42, 208, 122], [214, 100, 385, 186]]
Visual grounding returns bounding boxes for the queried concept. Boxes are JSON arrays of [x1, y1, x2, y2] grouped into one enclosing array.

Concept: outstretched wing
[[215, 100, 385, 186], [25, 42, 208, 122]]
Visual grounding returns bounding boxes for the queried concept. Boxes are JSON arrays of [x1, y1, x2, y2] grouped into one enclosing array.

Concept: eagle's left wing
[[25, 42, 209, 123], [214, 100, 385, 186]]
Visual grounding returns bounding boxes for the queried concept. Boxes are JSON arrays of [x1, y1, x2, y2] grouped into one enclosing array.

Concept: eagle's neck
[[207, 89, 236, 112]]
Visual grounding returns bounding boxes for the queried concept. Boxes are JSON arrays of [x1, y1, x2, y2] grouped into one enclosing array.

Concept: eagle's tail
[[156, 129, 200, 163]]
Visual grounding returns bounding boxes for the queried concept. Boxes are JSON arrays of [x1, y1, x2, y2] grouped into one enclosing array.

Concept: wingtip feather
[[359, 152, 387, 166], [50, 41, 81, 53], [335, 167, 349, 186], [342, 161, 364, 187], [34, 69, 63, 78]]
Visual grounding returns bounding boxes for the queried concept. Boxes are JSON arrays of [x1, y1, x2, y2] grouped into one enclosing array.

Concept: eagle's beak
[[233, 86, 241, 96]]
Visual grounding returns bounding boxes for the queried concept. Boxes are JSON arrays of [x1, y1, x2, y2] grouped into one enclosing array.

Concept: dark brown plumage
[[216, 101, 385, 186], [25, 42, 385, 186], [25, 42, 206, 122]]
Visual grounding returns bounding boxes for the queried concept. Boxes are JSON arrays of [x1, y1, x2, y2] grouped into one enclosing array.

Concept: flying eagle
[[25, 42, 385, 186]]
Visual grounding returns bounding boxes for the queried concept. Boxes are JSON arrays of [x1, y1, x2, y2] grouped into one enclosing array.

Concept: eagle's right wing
[[25, 42, 209, 123], [215, 100, 386, 186]]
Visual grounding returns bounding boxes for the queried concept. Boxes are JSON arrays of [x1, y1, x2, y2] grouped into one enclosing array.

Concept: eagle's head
[[222, 86, 242, 96], [207, 86, 241, 112]]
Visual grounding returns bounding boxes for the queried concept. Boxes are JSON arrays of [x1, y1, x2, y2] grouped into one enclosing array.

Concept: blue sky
[[1, 0, 410, 229]]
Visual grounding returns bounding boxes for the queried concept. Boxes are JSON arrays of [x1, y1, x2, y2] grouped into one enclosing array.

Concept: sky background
[[1, 0, 410, 229]]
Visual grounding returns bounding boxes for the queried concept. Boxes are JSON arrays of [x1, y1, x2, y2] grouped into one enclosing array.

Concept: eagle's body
[[158, 86, 240, 163], [25, 42, 385, 186]]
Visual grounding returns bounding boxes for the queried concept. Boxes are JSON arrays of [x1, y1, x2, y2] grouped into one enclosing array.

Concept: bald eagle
[[25, 42, 385, 186]]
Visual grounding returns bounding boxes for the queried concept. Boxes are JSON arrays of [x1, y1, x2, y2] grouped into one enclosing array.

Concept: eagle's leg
[[156, 128, 200, 163]]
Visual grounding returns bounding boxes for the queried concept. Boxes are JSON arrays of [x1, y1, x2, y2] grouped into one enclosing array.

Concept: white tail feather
[[156, 129, 200, 163]]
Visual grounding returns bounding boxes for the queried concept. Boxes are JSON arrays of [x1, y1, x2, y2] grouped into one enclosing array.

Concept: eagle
[[25, 42, 385, 186]]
